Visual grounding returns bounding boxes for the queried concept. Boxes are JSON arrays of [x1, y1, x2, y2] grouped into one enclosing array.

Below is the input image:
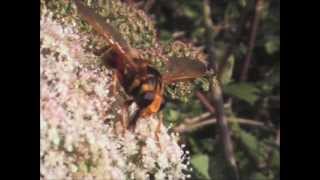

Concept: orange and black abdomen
[[125, 66, 166, 129], [105, 51, 165, 110], [124, 66, 163, 108]]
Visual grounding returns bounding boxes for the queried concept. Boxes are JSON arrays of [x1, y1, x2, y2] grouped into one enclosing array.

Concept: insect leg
[[127, 108, 143, 132], [155, 112, 163, 151], [111, 70, 118, 96], [155, 113, 162, 139], [119, 99, 134, 135]]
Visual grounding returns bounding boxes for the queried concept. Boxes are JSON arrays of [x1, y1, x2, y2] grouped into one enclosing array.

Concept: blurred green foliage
[[150, 0, 279, 179]]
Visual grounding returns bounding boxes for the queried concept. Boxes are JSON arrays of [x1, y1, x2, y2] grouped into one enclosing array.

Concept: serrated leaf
[[224, 82, 260, 105], [191, 154, 210, 179]]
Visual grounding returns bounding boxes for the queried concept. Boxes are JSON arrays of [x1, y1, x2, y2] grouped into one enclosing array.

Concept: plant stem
[[240, 0, 264, 81]]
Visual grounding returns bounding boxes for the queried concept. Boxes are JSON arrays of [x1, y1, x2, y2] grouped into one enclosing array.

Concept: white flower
[[41, 12, 189, 180], [134, 168, 148, 180], [145, 137, 158, 153], [48, 128, 60, 146], [155, 170, 166, 180], [142, 153, 156, 169], [110, 168, 126, 180], [157, 153, 169, 169]]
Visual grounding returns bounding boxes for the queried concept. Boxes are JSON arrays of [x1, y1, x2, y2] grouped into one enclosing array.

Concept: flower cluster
[[41, 0, 210, 103], [40, 14, 191, 180]]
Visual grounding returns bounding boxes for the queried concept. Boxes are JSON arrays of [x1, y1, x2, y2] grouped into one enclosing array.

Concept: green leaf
[[191, 27, 205, 39], [270, 149, 280, 169], [191, 154, 210, 179], [237, 129, 259, 154], [220, 55, 235, 85], [188, 137, 201, 154], [183, 6, 198, 19], [265, 38, 280, 54], [195, 77, 210, 91], [201, 138, 215, 152], [239, 0, 247, 7], [159, 30, 173, 42], [234, 128, 267, 163], [238, 42, 248, 55], [167, 109, 179, 122], [250, 172, 269, 180], [225, 2, 240, 19], [223, 82, 260, 105]]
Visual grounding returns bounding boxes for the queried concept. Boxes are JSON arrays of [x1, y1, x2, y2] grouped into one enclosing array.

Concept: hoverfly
[[73, 0, 210, 132]]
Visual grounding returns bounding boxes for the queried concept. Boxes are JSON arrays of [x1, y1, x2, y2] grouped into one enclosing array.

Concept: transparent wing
[[74, 0, 137, 67], [162, 57, 208, 84]]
